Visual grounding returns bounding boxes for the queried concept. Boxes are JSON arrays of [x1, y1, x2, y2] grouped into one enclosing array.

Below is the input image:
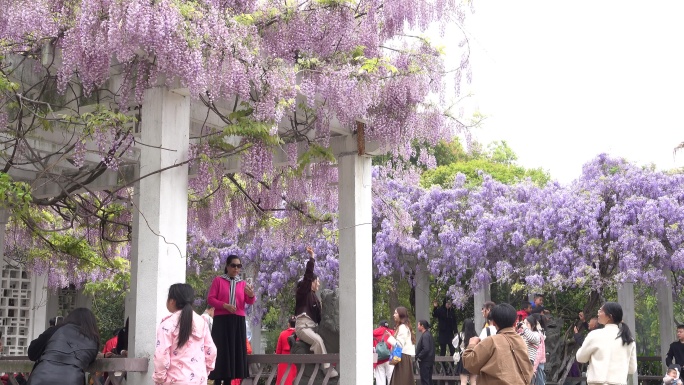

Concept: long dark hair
[[115, 317, 128, 353], [63, 308, 100, 346], [168, 283, 195, 349], [601, 302, 634, 345], [462, 318, 477, 342], [394, 306, 416, 344], [224, 255, 240, 275], [482, 301, 496, 327], [526, 313, 546, 333]]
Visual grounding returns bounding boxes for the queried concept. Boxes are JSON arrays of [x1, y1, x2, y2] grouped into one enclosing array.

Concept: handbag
[[389, 344, 403, 365], [452, 333, 462, 363]]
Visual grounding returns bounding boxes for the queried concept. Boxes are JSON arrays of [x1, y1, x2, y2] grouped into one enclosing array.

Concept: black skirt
[[209, 314, 249, 381], [454, 357, 469, 375]]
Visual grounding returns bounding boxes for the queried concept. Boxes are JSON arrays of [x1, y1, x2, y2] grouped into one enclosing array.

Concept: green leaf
[[295, 143, 335, 174]]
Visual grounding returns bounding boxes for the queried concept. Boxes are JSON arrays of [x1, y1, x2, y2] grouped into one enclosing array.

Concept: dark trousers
[[438, 342, 456, 356], [419, 362, 433, 385]]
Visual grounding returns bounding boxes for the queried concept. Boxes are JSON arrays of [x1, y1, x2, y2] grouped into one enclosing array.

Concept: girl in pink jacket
[[153, 283, 217, 385]]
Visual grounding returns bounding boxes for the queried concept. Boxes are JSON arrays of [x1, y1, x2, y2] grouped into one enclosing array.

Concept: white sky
[[439, 1, 684, 184]]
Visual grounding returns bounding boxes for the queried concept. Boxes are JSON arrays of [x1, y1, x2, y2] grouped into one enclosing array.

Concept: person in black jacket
[[294, 246, 337, 378], [27, 308, 100, 385], [416, 320, 435, 385], [432, 298, 458, 356], [666, 325, 684, 378]]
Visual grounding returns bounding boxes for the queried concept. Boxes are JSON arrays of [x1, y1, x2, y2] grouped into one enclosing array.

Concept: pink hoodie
[[153, 311, 217, 385]]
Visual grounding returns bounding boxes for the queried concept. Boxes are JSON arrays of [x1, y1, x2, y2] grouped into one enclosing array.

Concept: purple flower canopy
[[372, 154, 684, 306], [186, 154, 683, 311]]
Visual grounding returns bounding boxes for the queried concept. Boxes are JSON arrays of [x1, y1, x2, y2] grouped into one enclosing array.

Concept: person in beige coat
[[385, 306, 416, 385], [462, 303, 533, 385]]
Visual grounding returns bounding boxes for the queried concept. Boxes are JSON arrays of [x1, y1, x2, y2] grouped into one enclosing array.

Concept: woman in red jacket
[[275, 316, 298, 385]]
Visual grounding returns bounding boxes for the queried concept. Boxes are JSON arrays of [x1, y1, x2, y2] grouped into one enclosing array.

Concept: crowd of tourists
[[17, 253, 255, 385], [10, 247, 684, 385], [13, 247, 339, 385], [372, 297, 644, 385]]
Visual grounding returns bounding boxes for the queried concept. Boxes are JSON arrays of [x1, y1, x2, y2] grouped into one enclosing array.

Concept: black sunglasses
[[229, 263, 243, 269]]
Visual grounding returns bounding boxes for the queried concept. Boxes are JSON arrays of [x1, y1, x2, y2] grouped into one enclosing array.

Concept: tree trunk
[[389, 271, 400, 316]]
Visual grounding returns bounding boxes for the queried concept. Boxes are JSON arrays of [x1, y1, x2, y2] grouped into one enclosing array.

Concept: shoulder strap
[[502, 334, 530, 385], [486, 326, 491, 336]]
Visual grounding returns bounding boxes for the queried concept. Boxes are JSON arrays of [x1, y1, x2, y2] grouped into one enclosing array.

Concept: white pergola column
[[473, 284, 491, 332], [337, 136, 373, 385], [250, 318, 262, 353], [0, 209, 7, 265], [415, 265, 430, 339], [657, 278, 675, 372], [617, 281, 637, 385], [0, 208, 7, 277], [128, 87, 190, 385], [29, 274, 49, 338]]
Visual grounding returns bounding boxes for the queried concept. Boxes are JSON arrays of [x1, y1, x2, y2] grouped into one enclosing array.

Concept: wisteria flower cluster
[[0, 0, 473, 288], [373, 154, 684, 306]]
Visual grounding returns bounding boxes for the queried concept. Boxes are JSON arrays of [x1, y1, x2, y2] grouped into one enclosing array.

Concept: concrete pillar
[[0, 209, 7, 276], [337, 138, 373, 385], [617, 281, 637, 385], [473, 284, 491, 332], [0, 209, 7, 264], [128, 87, 190, 385], [29, 274, 49, 338], [657, 278, 675, 371], [0, 209, 8, 277], [415, 265, 430, 339], [250, 317, 262, 353]]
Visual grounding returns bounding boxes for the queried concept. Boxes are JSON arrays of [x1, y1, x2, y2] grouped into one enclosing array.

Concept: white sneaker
[[327, 368, 339, 378]]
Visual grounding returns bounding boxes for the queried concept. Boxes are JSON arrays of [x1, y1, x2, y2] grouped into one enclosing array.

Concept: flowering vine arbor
[[0, 0, 472, 384], [372, 155, 684, 381]]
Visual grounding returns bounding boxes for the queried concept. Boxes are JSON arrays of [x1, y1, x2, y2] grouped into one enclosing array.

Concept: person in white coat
[[385, 307, 416, 385], [576, 302, 637, 385], [479, 301, 497, 340]]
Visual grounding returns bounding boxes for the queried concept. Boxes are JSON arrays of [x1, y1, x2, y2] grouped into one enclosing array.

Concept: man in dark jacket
[[416, 320, 436, 385], [666, 325, 684, 378], [432, 298, 458, 356]]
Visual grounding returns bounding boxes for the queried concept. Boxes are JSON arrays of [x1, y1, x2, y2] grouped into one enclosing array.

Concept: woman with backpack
[[373, 320, 395, 385]]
